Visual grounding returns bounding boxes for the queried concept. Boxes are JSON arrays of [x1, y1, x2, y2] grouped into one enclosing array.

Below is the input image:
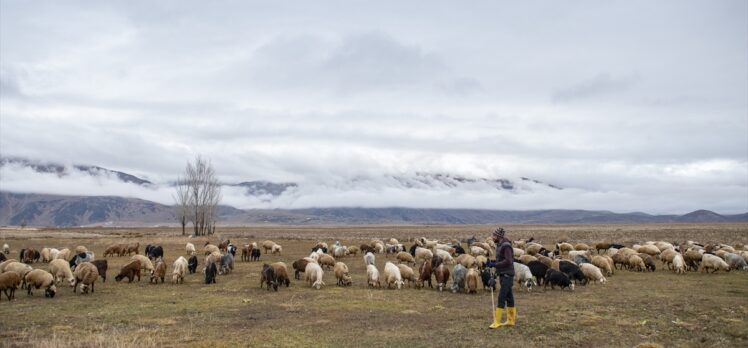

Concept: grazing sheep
[[4, 262, 33, 288], [594, 242, 612, 254], [22, 248, 40, 264], [271, 244, 283, 256], [591, 256, 613, 276], [637, 244, 661, 257], [518, 255, 538, 265], [2, 244, 9, 255], [637, 253, 657, 272], [470, 246, 487, 257], [241, 244, 251, 262], [49, 259, 76, 287], [434, 249, 454, 265], [575, 243, 591, 251], [333, 246, 348, 258], [383, 262, 404, 289], [397, 264, 416, 288], [126, 243, 139, 256], [684, 250, 702, 271], [55, 248, 71, 261], [318, 254, 336, 270], [0, 259, 18, 273], [699, 254, 730, 273], [188, 255, 198, 274], [627, 255, 646, 272], [579, 263, 607, 284], [347, 246, 360, 256], [261, 264, 278, 291], [513, 262, 537, 291], [433, 263, 450, 292], [48, 248, 60, 260], [724, 253, 748, 271], [0, 271, 22, 301], [466, 267, 480, 294], [451, 264, 467, 293], [172, 257, 188, 284], [455, 254, 477, 269], [103, 245, 122, 258], [334, 262, 352, 286], [556, 242, 574, 255], [186, 243, 196, 256], [70, 251, 95, 270], [414, 247, 433, 264], [567, 250, 591, 261], [480, 268, 496, 291], [41, 248, 52, 263], [204, 262, 217, 284], [250, 248, 261, 261], [431, 255, 444, 270], [204, 244, 219, 256], [366, 264, 381, 288], [416, 259, 433, 289], [544, 269, 574, 290], [271, 262, 290, 287], [74, 246, 88, 255], [672, 254, 686, 274], [146, 245, 164, 261], [219, 253, 234, 275], [364, 252, 376, 267], [150, 259, 166, 284], [396, 251, 416, 266], [527, 261, 549, 286], [559, 260, 587, 285], [73, 262, 99, 294], [115, 260, 142, 283], [131, 255, 154, 273], [360, 244, 374, 255], [91, 260, 108, 282], [0, 253, 5, 262], [305, 262, 325, 290], [513, 247, 525, 259], [262, 240, 276, 254], [24, 269, 57, 297], [660, 249, 679, 270], [292, 259, 311, 280]]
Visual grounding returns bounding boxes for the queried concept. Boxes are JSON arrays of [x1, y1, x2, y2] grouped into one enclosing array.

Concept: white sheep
[[513, 262, 537, 291], [591, 255, 613, 276], [700, 254, 730, 273], [73, 262, 99, 294], [271, 244, 283, 255], [131, 254, 154, 272], [579, 263, 607, 284], [364, 252, 376, 267], [186, 243, 196, 256], [455, 254, 477, 269], [49, 248, 60, 260], [397, 264, 416, 287], [305, 262, 325, 289], [4, 262, 33, 288], [49, 259, 76, 287], [672, 254, 686, 274], [40, 248, 52, 263], [470, 246, 487, 257], [172, 256, 188, 284], [475, 255, 488, 269], [2, 243, 9, 255], [724, 253, 748, 271], [55, 248, 71, 261], [0, 259, 18, 273], [433, 249, 454, 265], [24, 269, 57, 297], [383, 262, 404, 289], [414, 247, 433, 264], [366, 264, 381, 288]]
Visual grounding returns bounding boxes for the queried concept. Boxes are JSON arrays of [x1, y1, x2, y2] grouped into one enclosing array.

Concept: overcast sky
[[1, 1, 746, 214]]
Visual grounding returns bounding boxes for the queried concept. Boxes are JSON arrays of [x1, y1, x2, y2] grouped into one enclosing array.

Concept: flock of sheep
[[1, 234, 746, 302]]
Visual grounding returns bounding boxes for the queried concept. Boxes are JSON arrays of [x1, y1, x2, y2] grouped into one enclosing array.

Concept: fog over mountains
[[1, 157, 746, 226]]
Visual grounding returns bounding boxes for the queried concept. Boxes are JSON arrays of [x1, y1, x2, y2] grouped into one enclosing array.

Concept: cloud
[[552, 73, 637, 103]]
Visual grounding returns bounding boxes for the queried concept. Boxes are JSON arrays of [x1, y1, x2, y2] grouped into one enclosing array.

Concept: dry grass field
[[1, 223, 747, 348]]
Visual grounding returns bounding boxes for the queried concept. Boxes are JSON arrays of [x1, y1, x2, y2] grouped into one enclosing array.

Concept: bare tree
[[178, 155, 221, 236], [173, 176, 190, 236]]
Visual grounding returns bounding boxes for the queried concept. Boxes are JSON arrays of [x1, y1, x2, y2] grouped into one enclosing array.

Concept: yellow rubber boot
[[505, 307, 516, 327], [489, 308, 504, 329]]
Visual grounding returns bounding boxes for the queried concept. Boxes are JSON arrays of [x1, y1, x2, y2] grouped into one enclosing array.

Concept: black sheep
[[575, 255, 591, 265], [91, 259, 108, 282], [147, 245, 164, 261], [480, 268, 495, 291], [431, 255, 444, 270], [188, 255, 198, 274], [311, 246, 327, 253], [0, 253, 5, 262], [544, 269, 574, 290], [409, 244, 417, 257], [610, 243, 625, 250], [261, 264, 277, 291], [205, 262, 217, 284], [227, 244, 237, 257], [250, 248, 261, 261], [527, 261, 549, 285], [559, 261, 587, 285], [453, 245, 466, 255]]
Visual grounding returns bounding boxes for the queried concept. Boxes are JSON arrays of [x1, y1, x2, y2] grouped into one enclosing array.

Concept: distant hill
[[1, 192, 746, 227]]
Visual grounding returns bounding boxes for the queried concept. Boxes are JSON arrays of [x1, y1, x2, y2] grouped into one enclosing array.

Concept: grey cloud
[[552, 73, 638, 103]]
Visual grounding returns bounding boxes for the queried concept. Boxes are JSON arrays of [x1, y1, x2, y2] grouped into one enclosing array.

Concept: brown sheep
[[466, 267, 479, 294], [684, 250, 703, 271], [150, 259, 166, 284], [271, 262, 290, 287], [397, 264, 416, 288], [396, 251, 416, 266], [126, 243, 139, 256], [434, 263, 450, 292], [91, 260, 108, 282], [628, 255, 646, 272], [73, 262, 99, 294], [595, 242, 611, 254], [115, 260, 142, 283], [518, 255, 538, 265], [334, 262, 352, 286], [292, 259, 310, 280], [574, 243, 590, 251], [0, 271, 22, 301], [317, 254, 335, 270], [262, 240, 276, 254], [347, 246, 360, 256], [104, 245, 123, 258]]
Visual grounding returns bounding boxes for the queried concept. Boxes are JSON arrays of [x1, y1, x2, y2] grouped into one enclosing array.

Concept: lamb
[[700, 254, 730, 273], [186, 243, 196, 256], [433, 263, 450, 292], [131, 254, 154, 273], [0, 271, 21, 301], [271, 262, 291, 287], [364, 252, 376, 267], [271, 244, 283, 256], [24, 269, 57, 298], [318, 254, 336, 270], [188, 255, 198, 274], [241, 244, 252, 262], [591, 255, 613, 276], [366, 264, 381, 288], [527, 261, 549, 286], [396, 251, 416, 265], [672, 254, 686, 274], [415, 247, 433, 264], [383, 262, 404, 289], [49, 259, 76, 286], [466, 267, 479, 294], [334, 262, 352, 286], [579, 263, 607, 284], [172, 257, 188, 284], [115, 260, 142, 283], [451, 264, 467, 293], [397, 264, 416, 288], [305, 262, 325, 289], [73, 262, 99, 294], [2, 244, 9, 255], [262, 240, 276, 254], [205, 262, 217, 284], [104, 245, 123, 258], [91, 260, 108, 282], [261, 264, 278, 291], [724, 253, 748, 271], [150, 258, 166, 284], [513, 262, 537, 291], [455, 254, 477, 269], [544, 269, 574, 290]]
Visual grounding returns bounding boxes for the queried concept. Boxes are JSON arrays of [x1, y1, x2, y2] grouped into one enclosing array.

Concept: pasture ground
[[0, 223, 747, 348]]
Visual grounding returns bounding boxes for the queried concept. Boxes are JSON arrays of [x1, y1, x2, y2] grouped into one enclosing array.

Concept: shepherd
[[488, 227, 516, 329]]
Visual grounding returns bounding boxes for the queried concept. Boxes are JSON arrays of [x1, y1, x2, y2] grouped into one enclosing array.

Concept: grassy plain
[[0, 223, 747, 348]]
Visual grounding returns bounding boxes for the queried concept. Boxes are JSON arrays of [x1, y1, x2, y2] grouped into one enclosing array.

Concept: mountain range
[[1, 157, 746, 226]]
